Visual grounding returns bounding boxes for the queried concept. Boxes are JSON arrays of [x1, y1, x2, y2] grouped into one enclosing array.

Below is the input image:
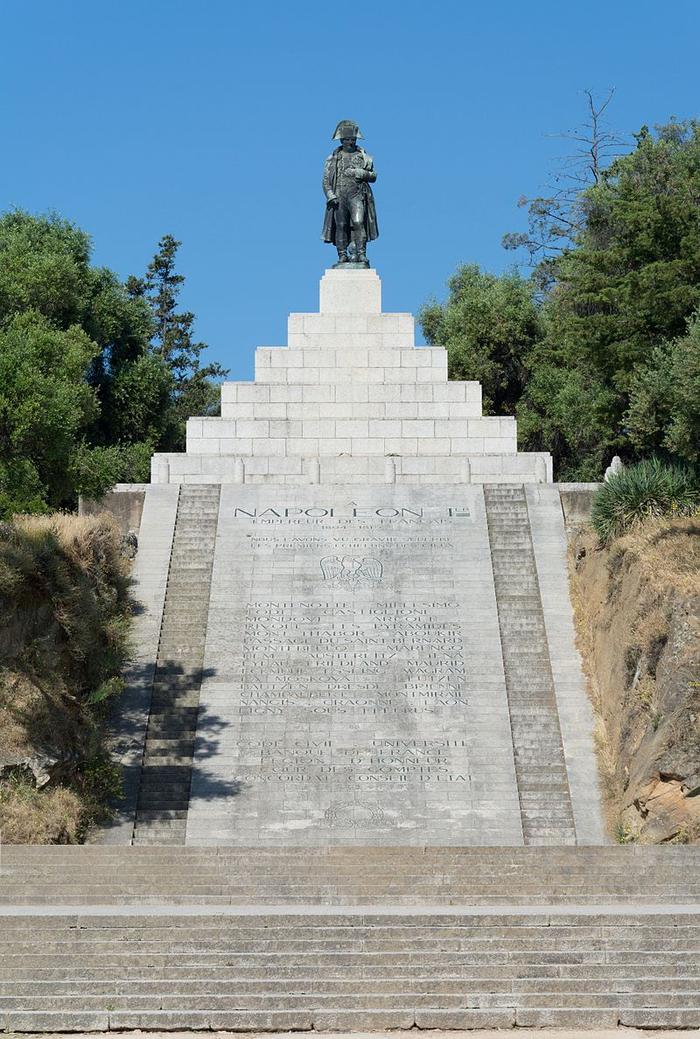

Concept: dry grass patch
[[615, 517, 700, 596], [0, 512, 131, 843], [0, 777, 82, 844]]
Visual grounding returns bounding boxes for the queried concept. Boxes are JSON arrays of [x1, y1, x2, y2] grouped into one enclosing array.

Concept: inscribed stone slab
[[187, 484, 523, 845]]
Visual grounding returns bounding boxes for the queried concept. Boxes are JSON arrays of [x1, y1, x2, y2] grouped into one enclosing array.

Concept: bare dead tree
[[503, 89, 629, 282]]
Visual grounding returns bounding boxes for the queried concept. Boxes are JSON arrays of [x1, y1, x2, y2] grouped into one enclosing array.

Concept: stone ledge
[[148, 452, 552, 485], [219, 381, 483, 404], [559, 482, 602, 524]]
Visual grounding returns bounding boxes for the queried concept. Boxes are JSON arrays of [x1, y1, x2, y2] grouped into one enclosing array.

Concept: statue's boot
[[354, 241, 369, 268], [333, 248, 348, 268]]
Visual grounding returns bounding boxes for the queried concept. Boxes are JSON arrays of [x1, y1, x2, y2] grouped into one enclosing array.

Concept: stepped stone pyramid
[[3, 268, 698, 1033], [150, 269, 552, 486]]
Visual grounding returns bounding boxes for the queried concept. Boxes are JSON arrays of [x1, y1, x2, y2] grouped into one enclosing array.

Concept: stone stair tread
[[0, 895, 699, 1028]]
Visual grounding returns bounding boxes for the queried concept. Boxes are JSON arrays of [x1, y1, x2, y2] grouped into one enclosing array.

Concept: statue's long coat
[[321, 147, 379, 244]]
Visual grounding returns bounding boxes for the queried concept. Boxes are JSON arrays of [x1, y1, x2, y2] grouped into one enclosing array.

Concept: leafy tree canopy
[[625, 308, 700, 465], [419, 265, 541, 414], [0, 212, 226, 517], [423, 115, 700, 480], [547, 120, 700, 383], [0, 311, 99, 515]]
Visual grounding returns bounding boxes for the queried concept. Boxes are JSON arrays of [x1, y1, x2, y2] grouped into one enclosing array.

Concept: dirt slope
[[569, 517, 700, 844]]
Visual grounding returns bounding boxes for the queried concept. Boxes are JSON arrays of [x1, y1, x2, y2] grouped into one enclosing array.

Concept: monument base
[[94, 269, 606, 849]]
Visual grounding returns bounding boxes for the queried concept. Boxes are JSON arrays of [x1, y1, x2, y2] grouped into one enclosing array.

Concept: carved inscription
[[229, 508, 476, 813], [242, 600, 467, 712], [234, 737, 470, 784]]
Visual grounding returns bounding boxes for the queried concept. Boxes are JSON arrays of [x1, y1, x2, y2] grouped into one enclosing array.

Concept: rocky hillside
[[0, 514, 132, 842], [569, 516, 700, 844]]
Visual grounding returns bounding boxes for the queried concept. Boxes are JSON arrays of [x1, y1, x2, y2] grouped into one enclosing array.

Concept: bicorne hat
[[332, 120, 363, 140]]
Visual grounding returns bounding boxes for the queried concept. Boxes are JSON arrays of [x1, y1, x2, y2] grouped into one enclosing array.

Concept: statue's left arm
[[355, 152, 377, 183]]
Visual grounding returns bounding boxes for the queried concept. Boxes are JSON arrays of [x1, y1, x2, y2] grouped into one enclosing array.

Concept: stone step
[[0, 910, 698, 1029], [137, 730, 196, 742], [135, 795, 192, 806], [164, 574, 215, 584], [3, 951, 699, 971], [131, 810, 188, 821], [3, 845, 697, 862], [162, 585, 213, 594], [43, 850, 664, 864], [4, 895, 697, 910], [132, 825, 187, 838], [4, 852, 695, 867], [132, 817, 190, 827], [158, 610, 211, 624], [2, 954, 695, 975], [2, 979, 697, 1000], [5, 936, 700, 956], [0, 1010, 691, 1032], [0, 968, 693, 984], [4, 917, 699, 934], [166, 568, 215, 579], [141, 757, 194, 768], [136, 786, 194, 797], [23, 870, 687, 882], [136, 767, 194, 779], [175, 498, 221, 506], [2, 938, 699, 960], [139, 730, 196, 743], [1, 992, 698, 1013], [142, 739, 199, 752], [169, 510, 219, 517], [135, 783, 193, 794], [146, 699, 199, 712], [2, 885, 693, 901], [139, 758, 195, 770], [141, 706, 196, 714], [1, 914, 698, 935], [2, 889, 698, 905], [133, 826, 188, 838], [135, 789, 192, 800], [143, 706, 198, 722], [152, 661, 202, 674], [2, 872, 693, 889]]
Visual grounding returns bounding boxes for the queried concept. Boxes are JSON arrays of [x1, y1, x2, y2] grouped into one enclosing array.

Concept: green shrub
[[591, 458, 700, 543]]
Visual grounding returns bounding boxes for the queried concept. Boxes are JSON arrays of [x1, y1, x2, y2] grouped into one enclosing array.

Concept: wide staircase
[[1, 846, 699, 1031]]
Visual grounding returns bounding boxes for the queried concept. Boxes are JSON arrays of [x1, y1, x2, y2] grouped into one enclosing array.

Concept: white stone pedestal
[[151, 270, 552, 485], [319, 268, 382, 313]]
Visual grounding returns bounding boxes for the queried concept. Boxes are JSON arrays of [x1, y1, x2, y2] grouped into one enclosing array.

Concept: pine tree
[[128, 235, 228, 449]]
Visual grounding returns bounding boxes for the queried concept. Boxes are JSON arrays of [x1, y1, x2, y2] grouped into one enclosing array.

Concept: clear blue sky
[[2, 0, 698, 379]]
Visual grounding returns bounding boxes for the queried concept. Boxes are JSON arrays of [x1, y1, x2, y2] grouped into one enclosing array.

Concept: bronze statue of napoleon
[[322, 120, 378, 268]]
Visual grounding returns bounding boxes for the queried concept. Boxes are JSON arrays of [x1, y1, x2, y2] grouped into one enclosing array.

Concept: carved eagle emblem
[[320, 555, 383, 585]]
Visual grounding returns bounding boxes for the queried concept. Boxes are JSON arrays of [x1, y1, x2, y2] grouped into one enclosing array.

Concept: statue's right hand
[[327, 197, 339, 208]]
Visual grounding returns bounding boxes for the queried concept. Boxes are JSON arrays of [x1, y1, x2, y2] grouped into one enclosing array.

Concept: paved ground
[[8, 1030, 700, 1038], [3, 902, 700, 917]]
